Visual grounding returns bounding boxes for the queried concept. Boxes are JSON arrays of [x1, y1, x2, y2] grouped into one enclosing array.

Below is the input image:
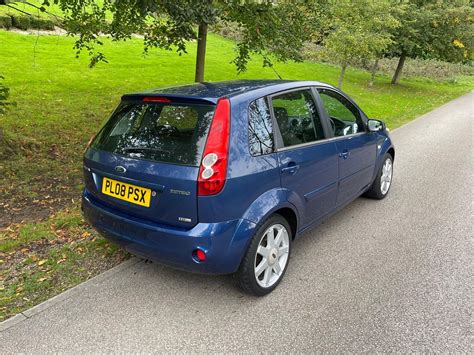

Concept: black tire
[[234, 214, 292, 296], [365, 153, 393, 200]]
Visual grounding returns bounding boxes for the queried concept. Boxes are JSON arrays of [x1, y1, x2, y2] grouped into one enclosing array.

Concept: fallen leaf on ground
[[38, 259, 48, 266]]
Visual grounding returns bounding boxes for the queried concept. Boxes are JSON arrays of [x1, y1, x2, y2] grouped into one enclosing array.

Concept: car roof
[[122, 80, 335, 103]]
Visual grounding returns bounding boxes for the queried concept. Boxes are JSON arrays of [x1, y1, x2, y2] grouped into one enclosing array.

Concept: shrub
[[9, 15, 58, 31], [30, 17, 56, 31], [0, 16, 12, 30], [12, 16, 31, 30], [303, 43, 474, 82]]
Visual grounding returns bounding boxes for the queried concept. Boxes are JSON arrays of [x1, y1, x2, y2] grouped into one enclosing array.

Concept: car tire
[[365, 153, 393, 200], [234, 214, 292, 296]]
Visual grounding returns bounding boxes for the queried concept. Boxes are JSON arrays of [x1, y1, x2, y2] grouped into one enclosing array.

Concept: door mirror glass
[[367, 119, 385, 132]]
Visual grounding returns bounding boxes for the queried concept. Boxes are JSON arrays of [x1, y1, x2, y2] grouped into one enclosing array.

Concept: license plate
[[101, 177, 151, 207]]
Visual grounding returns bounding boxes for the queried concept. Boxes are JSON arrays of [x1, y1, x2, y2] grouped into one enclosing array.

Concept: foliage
[[42, 0, 313, 74], [320, 0, 399, 88], [30, 17, 56, 30], [387, 0, 474, 83], [376, 57, 474, 82], [0, 15, 12, 29], [6, 15, 56, 30], [11, 15, 31, 30], [303, 43, 474, 82]]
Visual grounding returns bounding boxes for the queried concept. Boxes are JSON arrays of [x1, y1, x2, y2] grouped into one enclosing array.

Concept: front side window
[[318, 89, 364, 137], [272, 89, 324, 148], [92, 101, 215, 166], [248, 98, 274, 156]]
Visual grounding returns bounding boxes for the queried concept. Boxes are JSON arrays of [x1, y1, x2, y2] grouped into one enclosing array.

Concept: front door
[[317, 88, 377, 206], [272, 88, 339, 228]]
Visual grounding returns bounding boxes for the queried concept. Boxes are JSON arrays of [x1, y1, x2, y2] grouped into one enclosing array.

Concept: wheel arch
[[387, 147, 395, 161], [241, 188, 301, 240], [273, 207, 298, 240]]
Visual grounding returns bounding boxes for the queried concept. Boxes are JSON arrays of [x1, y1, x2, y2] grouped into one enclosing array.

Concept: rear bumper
[[82, 190, 256, 275]]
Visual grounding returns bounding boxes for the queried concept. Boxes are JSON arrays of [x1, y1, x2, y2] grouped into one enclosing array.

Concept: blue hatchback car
[[82, 80, 394, 295]]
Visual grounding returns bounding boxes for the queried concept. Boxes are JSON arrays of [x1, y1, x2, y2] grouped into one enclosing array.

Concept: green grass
[[0, 29, 472, 320]]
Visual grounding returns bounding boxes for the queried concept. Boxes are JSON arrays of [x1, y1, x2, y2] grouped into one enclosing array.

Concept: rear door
[[272, 88, 339, 228], [83, 97, 216, 229], [316, 88, 377, 206]]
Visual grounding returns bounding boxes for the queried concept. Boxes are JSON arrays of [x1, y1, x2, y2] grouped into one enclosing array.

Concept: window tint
[[272, 89, 324, 147], [248, 98, 274, 156], [318, 89, 364, 137], [92, 102, 215, 166]]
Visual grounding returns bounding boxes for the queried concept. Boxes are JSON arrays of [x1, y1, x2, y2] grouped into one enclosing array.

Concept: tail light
[[198, 98, 230, 196]]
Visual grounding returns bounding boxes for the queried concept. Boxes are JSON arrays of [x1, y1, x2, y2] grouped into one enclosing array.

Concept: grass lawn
[[0, 29, 472, 321]]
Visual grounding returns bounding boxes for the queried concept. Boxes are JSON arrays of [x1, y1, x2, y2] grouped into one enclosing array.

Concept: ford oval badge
[[115, 166, 126, 174]]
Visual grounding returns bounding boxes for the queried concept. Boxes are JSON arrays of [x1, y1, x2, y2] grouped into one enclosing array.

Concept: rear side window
[[248, 98, 274, 156], [92, 101, 215, 166]]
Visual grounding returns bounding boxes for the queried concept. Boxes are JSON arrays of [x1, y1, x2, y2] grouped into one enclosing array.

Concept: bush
[[10, 15, 58, 31], [30, 17, 56, 30], [303, 42, 474, 82], [0, 16, 12, 30], [377, 57, 474, 81], [11, 16, 31, 30]]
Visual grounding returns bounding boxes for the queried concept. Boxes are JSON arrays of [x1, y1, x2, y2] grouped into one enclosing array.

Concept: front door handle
[[281, 164, 300, 175], [339, 150, 350, 159]]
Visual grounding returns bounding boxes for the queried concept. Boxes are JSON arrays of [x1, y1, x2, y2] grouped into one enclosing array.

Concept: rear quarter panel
[[197, 95, 283, 224]]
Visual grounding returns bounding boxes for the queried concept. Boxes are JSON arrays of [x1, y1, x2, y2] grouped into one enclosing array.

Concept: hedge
[[7, 15, 58, 31], [0, 16, 13, 30]]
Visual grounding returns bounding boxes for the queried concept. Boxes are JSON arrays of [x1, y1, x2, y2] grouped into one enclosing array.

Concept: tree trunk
[[194, 22, 208, 83], [368, 58, 379, 87], [391, 52, 406, 85], [338, 63, 347, 89]]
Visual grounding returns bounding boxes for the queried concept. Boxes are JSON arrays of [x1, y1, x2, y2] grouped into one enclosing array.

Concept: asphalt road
[[2, 92, 473, 352]]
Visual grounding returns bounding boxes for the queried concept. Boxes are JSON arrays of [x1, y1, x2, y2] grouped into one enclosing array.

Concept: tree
[[321, 0, 399, 89], [43, 0, 314, 82], [388, 0, 473, 84]]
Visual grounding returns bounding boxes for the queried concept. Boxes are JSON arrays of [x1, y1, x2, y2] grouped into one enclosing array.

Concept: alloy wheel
[[254, 223, 290, 288]]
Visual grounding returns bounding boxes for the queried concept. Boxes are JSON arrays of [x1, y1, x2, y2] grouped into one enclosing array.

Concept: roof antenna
[[263, 56, 283, 80], [271, 66, 283, 80]]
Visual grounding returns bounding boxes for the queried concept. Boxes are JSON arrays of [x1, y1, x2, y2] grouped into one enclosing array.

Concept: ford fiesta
[[82, 80, 394, 296]]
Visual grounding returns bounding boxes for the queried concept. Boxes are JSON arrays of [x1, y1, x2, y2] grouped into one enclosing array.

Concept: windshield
[[92, 101, 216, 166]]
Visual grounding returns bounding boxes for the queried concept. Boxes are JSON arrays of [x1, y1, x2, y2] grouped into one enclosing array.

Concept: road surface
[[1, 91, 473, 352]]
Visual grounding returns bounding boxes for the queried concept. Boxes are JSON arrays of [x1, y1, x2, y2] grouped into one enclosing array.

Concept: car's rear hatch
[[83, 95, 216, 229]]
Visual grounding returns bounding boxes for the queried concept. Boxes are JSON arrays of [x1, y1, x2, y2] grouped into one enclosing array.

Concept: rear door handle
[[281, 164, 300, 175], [339, 150, 350, 159]]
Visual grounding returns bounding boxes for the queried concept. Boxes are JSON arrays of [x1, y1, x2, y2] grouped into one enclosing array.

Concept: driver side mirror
[[367, 119, 386, 132]]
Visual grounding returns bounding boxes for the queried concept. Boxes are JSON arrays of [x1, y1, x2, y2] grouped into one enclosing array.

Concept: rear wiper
[[122, 147, 171, 155]]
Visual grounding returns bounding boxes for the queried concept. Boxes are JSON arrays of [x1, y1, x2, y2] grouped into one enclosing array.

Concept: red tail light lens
[[198, 98, 230, 196]]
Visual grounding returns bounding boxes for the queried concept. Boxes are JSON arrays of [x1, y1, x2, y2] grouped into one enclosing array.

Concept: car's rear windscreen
[[92, 101, 216, 166]]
